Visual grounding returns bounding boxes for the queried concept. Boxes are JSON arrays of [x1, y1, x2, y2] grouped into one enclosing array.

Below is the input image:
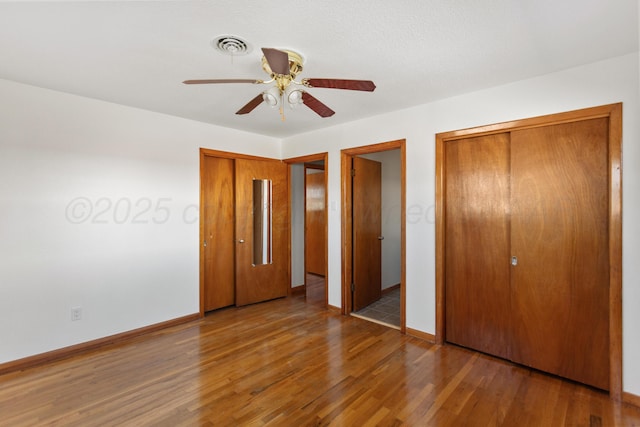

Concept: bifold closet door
[[444, 133, 511, 360], [202, 156, 235, 311], [235, 158, 289, 306], [510, 118, 610, 390]]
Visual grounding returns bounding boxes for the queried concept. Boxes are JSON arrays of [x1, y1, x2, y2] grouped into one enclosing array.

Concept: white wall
[[0, 78, 280, 363], [281, 53, 640, 395], [360, 150, 402, 290]]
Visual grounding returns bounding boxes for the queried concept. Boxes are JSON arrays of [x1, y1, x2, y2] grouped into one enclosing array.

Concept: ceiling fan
[[183, 47, 376, 120]]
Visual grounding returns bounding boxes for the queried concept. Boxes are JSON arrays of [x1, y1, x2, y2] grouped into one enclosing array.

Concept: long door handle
[[378, 236, 384, 240]]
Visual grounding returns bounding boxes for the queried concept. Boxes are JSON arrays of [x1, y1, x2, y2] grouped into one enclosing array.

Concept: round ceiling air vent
[[212, 35, 252, 56]]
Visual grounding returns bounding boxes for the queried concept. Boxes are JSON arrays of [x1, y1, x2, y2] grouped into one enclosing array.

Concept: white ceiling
[[0, 1, 637, 138]]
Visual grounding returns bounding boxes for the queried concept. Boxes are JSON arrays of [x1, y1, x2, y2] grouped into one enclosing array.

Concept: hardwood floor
[[1, 295, 639, 426]]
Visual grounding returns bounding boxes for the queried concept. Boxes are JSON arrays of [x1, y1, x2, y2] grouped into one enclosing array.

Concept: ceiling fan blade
[[303, 78, 376, 92], [261, 48, 290, 75], [236, 94, 264, 115], [183, 79, 261, 85], [302, 92, 335, 118]]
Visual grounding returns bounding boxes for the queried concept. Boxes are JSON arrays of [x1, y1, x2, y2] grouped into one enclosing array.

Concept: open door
[[235, 158, 289, 306], [352, 156, 382, 311], [305, 167, 326, 276]]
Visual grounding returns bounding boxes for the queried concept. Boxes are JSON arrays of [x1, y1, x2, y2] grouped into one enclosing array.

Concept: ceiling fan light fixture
[[286, 86, 304, 109], [263, 86, 281, 107]]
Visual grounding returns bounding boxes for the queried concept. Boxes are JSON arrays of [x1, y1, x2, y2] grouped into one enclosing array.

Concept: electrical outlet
[[71, 306, 82, 321]]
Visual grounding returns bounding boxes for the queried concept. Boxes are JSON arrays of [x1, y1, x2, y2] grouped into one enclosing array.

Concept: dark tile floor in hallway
[[352, 287, 401, 329], [304, 274, 400, 329]]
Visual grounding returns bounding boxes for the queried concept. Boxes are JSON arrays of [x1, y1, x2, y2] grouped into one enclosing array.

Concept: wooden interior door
[[444, 133, 512, 359], [235, 158, 289, 306], [202, 156, 235, 311], [305, 168, 326, 276], [510, 118, 610, 390], [352, 156, 382, 311]]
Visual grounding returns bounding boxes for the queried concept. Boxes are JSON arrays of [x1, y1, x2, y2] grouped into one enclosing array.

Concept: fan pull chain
[[280, 91, 285, 121]]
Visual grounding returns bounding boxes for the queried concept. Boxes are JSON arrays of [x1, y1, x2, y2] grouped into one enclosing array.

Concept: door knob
[[511, 256, 518, 266], [378, 236, 384, 240], [238, 239, 245, 243]]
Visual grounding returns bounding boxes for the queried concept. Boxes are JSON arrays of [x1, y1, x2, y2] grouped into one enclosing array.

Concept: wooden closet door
[[202, 156, 235, 311], [235, 158, 289, 306], [510, 118, 609, 390], [444, 133, 511, 359]]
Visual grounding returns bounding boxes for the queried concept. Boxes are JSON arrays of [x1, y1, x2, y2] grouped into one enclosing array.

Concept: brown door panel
[[444, 133, 512, 359], [510, 119, 609, 390], [352, 156, 382, 311], [202, 156, 235, 311], [235, 158, 289, 306], [305, 170, 326, 276]]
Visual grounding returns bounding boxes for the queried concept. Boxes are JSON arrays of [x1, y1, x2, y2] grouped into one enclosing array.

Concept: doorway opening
[[341, 140, 406, 332], [285, 153, 328, 308]]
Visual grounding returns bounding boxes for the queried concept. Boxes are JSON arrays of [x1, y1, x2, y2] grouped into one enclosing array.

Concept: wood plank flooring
[[1, 295, 639, 426]]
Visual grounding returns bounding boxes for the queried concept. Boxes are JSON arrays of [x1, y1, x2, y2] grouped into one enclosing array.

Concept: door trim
[[284, 153, 329, 307], [341, 139, 406, 333], [435, 103, 623, 399], [199, 148, 285, 317]]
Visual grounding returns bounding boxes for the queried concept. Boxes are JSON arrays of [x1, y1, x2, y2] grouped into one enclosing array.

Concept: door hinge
[[351, 169, 356, 177], [351, 283, 355, 292]]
